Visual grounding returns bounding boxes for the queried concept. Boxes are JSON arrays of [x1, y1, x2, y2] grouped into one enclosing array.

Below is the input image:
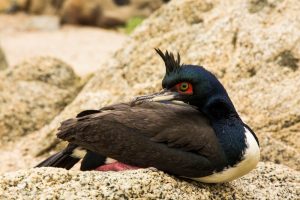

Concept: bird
[[35, 49, 260, 183]]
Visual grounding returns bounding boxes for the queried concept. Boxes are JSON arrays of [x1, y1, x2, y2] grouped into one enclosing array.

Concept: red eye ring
[[175, 82, 193, 95]]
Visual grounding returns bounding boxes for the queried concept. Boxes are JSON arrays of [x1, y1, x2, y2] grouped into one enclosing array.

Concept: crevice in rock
[[277, 50, 299, 71], [247, 67, 256, 77], [231, 29, 239, 50]]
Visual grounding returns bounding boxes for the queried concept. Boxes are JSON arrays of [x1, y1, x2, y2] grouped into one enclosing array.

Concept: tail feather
[[35, 144, 80, 170], [35, 152, 80, 169]]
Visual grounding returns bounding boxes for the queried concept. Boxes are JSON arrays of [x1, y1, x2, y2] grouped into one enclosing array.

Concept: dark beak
[[134, 89, 184, 104]]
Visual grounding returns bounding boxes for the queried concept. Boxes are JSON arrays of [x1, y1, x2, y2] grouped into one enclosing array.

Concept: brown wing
[[57, 101, 226, 177]]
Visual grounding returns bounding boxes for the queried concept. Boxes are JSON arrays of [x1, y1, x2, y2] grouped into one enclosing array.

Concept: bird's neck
[[211, 118, 247, 168], [200, 96, 247, 168]]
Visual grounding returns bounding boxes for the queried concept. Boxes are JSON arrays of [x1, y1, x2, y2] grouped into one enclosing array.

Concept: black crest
[[155, 48, 181, 74]]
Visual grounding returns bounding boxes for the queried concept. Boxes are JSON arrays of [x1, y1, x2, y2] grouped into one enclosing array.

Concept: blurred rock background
[[0, 0, 299, 199], [0, 0, 168, 27]]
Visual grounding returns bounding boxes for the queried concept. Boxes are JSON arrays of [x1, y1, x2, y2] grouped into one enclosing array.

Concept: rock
[[60, 0, 103, 26], [0, 0, 27, 13], [258, 133, 300, 170], [26, 0, 300, 171], [0, 0, 10, 12], [26, 15, 60, 31], [10, 0, 167, 27], [60, 0, 168, 27], [0, 45, 7, 70], [24, 0, 63, 15], [0, 162, 299, 199], [0, 57, 82, 145]]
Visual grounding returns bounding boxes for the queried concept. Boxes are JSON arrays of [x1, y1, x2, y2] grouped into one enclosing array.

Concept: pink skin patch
[[96, 162, 141, 171]]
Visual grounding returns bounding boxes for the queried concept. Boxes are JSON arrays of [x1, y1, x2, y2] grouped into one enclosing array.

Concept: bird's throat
[[211, 119, 247, 168]]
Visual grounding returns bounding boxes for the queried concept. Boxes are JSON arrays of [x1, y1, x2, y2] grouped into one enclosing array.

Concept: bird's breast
[[191, 127, 260, 183]]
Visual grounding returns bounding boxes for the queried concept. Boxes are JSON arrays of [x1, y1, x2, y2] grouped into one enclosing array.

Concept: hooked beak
[[134, 89, 186, 105]]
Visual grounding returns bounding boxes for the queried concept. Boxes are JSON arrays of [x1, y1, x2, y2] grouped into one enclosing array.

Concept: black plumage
[[57, 102, 226, 177], [35, 143, 80, 170]]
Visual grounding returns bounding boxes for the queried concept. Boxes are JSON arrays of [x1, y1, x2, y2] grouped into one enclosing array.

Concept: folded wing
[[58, 101, 226, 177]]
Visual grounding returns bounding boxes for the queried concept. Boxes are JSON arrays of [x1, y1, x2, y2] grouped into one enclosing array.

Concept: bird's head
[[135, 49, 239, 120]]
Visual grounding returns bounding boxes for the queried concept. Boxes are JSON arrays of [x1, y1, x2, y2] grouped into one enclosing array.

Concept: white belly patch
[[192, 127, 260, 183]]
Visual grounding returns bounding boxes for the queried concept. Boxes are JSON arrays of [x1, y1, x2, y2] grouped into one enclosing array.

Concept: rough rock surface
[[24, 0, 300, 170], [0, 45, 7, 70], [0, 162, 299, 199], [0, 57, 82, 145]]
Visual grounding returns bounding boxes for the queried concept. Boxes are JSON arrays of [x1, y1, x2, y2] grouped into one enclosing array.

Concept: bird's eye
[[175, 82, 193, 94], [180, 82, 189, 91]]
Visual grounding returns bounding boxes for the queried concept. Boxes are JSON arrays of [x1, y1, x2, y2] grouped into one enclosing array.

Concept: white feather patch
[[71, 148, 87, 159], [105, 157, 117, 164]]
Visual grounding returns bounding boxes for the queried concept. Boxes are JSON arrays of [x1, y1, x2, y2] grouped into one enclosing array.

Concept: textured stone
[[0, 45, 7, 70], [0, 163, 299, 199], [258, 133, 300, 170], [24, 0, 300, 170], [0, 57, 82, 145]]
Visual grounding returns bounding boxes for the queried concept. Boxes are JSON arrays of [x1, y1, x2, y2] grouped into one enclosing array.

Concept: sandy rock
[[60, 0, 102, 26], [0, 0, 27, 13], [0, 45, 7, 70], [25, 0, 63, 15], [0, 0, 10, 12], [0, 162, 299, 199], [25, 15, 60, 31], [60, 0, 168, 27], [258, 133, 300, 170], [0, 57, 82, 145], [10, 0, 167, 27], [0, 19, 127, 75], [24, 0, 300, 171]]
